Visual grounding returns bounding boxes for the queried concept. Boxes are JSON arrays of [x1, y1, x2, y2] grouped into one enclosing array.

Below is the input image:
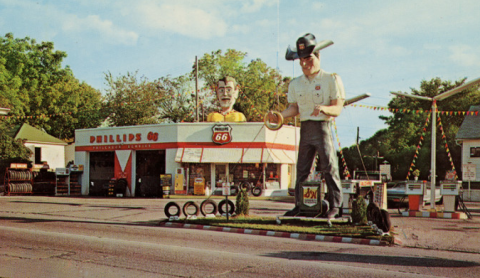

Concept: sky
[[1, 0, 479, 147]]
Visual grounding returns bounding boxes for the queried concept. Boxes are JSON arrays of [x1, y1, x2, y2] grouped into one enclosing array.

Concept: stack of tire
[[164, 199, 235, 218], [8, 183, 33, 193], [238, 182, 263, 197]]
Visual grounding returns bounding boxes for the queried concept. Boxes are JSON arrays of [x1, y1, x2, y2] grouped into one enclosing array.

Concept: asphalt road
[[0, 196, 480, 277]]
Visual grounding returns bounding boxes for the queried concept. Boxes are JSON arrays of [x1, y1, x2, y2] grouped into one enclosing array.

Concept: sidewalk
[[391, 201, 480, 253], [0, 195, 479, 253]]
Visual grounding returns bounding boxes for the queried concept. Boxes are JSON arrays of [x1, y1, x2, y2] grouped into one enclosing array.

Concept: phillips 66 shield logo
[[212, 124, 232, 145]]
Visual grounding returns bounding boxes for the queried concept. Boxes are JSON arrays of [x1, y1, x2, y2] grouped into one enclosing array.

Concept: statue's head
[[216, 76, 239, 111]]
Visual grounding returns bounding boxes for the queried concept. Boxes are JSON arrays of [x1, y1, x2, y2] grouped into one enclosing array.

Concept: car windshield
[[390, 183, 406, 190]]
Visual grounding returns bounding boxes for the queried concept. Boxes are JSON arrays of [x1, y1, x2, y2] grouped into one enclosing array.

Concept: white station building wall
[[75, 122, 299, 197]]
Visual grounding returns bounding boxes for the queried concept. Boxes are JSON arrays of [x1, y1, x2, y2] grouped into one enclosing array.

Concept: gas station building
[[74, 122, 299, 197]]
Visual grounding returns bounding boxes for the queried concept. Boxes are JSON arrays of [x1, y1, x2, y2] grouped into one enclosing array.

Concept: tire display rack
[[55, 168, 83, 196], [69, 171, 82, 195], [4, 167, 34, 196]]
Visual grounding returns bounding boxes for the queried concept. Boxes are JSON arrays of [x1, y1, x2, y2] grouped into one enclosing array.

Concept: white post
[[430, 101, 437, 210]]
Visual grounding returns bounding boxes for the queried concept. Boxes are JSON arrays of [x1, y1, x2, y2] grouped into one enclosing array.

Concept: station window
[[470, 147, 480, 157]]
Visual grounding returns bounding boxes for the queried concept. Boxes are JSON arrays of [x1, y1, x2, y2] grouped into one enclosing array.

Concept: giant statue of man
[[207, 76, 246, 122], [268, 33, 345, 220]]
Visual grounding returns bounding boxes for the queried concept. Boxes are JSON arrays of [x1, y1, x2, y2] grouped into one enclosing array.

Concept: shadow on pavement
[[9, 200, 146, 210], [262, 251, 480, 267], [0, 215, 161, 227]]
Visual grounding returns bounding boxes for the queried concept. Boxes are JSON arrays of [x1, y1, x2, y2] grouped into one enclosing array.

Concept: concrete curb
[[159, 222, 392, 246], [401, 211, 468, 219]]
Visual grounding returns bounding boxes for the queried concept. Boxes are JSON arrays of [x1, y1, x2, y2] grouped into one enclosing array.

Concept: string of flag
[[333, 119, 351, 179], [3, 99, 480, 121], [347, 104, 480, 116], [437, 115, 458, 179], [406, 113, 431, 180]]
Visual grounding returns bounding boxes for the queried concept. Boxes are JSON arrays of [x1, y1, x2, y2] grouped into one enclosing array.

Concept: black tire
[[182, 201, 200, 217], [200, 199, 218, 216], [239, 182, 251, 192], [251, 186, 262, 197], [165, 201, 181, 218], [218, 199, 235, 215]]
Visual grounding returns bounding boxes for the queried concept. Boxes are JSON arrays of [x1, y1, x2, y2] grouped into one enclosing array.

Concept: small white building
[[455, 105, 480, 201], [8, 123, 67, 170]]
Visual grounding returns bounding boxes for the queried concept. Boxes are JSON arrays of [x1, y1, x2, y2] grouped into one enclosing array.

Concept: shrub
[[351, 195, 367, 225], [235, 188, 249, 216]]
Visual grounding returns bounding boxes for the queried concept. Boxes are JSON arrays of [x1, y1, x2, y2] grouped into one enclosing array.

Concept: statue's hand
[[311, 105, 324, 117], [264, 111, 284, 130], [266, 111, 280, 123]]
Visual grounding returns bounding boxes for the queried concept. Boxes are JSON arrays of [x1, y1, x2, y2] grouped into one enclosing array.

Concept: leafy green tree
[[194, 49, 288, 122], [154, 75, 197, 123], [0, 33, 104, 139], [104, 71, 161, 126], [104, 72, 196, 126], [0, 122, 33, 182], [342, 77, 480, 181]]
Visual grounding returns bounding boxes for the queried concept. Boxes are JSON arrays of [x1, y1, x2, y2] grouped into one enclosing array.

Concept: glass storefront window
[[187, 164, 211, 193], [229, 163, 265, 188]]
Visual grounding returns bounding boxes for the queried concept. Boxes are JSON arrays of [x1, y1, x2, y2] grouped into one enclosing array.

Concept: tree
[[0, 33, 104, 139], [104, 72, 196, 126], [193, 49, 288, 122], [342, 77, 480, 181], [154, 75, 197, 123], [0, 122, 32, 182], [104, 71, 161, 126]]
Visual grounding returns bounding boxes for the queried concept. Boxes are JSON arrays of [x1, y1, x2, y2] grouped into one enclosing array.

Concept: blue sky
[[1, 0, 479, 147]]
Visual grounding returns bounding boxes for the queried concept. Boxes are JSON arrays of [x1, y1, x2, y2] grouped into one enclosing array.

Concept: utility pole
[[195, 56, 199, 122]]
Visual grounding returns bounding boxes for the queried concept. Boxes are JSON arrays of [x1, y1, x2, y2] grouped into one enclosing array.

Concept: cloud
[[311, 2, 326, 10], [241, 0, 276, 13], [449, 45, 480, 67], [257, 19, 275, 28], [134, 2, 228, 39], [62, 15, 138, 45], [231, 24, 250, 35]]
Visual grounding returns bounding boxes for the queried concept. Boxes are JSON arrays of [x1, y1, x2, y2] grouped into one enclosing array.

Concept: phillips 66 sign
[[212, 124, 232, 145]]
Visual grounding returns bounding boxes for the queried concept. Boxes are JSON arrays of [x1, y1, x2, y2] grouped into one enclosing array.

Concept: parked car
[[387, 181, 442, 205]]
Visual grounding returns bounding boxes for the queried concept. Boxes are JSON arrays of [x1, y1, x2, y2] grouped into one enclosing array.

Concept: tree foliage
[[0, 122, 33, 181], [342, 78, 480, 181], [0, 33, 104, 139], [154, 75, 197, 123], [103, 72, 196, 126]]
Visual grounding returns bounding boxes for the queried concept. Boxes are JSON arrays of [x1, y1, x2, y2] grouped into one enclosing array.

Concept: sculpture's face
[[217, 80, 238, 110], [300, 53, 321, 77]]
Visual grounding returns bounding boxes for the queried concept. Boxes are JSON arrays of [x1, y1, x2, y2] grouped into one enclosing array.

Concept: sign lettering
[[88, 131, 159, 144], [302, 186, 318, 207]]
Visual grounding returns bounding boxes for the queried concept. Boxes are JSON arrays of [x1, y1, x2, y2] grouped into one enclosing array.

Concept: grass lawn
[[168, 215, 395, 245]]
